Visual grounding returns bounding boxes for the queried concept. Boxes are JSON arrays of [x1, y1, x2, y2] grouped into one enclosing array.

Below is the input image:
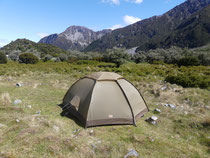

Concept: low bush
[[98, 63, 115, 68], [59, 53, 68, 62], [19, 53, 39, 64], [134, 46, 210, 66], [177, 56, 200, 67], [165, 73, 210, 89], [202, 117, 210, 128], [103, 48, 131, 67], [0, 52, 7, 64], [67, 56, 78, 63], [43, 54, 52, 62], [76, 60, 99, 65]]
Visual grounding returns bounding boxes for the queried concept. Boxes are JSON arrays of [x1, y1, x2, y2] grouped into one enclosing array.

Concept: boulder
[[154, 108, 161, 113], [16, 83, 22, 87], [53, 125, 60, 132], [36, 110, 41, 115], [0, 123, 7, 128], [13, 99, 22, 105], [73, 129, 80, 134], [124, 149, 138, 158], [165, 103, 176, 109], [145, 116, 158, 125], [89, 129, 94, 136], [161, 86, 167, 91], [27, 105, 32, 109], [168, 104, 176, 109]]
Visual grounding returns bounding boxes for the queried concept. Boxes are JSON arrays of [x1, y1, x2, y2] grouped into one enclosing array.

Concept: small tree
[[67, 56, 78, 63], [133, 52, 147, 63], [59, 53, 68, 62], [104, 48, 130, 67], [19, 53, 39, 64], [0, 52, 7, 64], [43, 54, 52, 62]]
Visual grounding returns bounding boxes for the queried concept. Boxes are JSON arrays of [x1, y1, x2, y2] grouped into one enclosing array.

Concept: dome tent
[[59, 72, 149, 128]]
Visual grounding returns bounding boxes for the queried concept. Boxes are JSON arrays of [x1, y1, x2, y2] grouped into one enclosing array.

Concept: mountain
[[84, 0, 210, 52], [0, 39, 67, 59], [158, 5, 210, 49], [136, 5, 210, 51], [39, 26, 111, 51]]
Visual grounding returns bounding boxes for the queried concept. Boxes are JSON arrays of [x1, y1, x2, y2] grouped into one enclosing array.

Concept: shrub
[[8, 53, 19, 61], [104, 48, 130, 67], [19, 53, 39, 64], [177, 56, 200, 67], [198, 54, 210, 66], [43, 54, 52, 62], [165, 73, 210, 89], [152, 60, 165, 65], [202, 117, 210, 128], [67, 56, 78, 63], [0, 52, 7, 64], [76, 60, 99, 65], [133, 52, 146, 63], [55, 57, 61, 62], [59, 53, 68, 62]]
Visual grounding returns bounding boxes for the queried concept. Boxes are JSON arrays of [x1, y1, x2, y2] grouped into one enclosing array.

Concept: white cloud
[[134, 0, 143, 3], [101, 0, 143, 5], [125, 0, 143, 4], [110, 15, 141, 30], [110, 24, 123, 30], [37, 33, 49, 38], [101, 0, 120, 5], [123, 15, 141, 25], [0, 39, 10, 47]]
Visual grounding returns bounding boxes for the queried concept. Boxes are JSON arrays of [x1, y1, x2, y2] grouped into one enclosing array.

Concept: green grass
[[0, 61, 210, 158]]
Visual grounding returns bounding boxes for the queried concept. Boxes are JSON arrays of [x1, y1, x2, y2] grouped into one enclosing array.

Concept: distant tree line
[[1, 45, 209, 66], [133, 46, 210, 66]]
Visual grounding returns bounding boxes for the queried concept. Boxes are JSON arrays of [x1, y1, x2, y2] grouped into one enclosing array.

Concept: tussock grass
[[0, 92, 11, 106]]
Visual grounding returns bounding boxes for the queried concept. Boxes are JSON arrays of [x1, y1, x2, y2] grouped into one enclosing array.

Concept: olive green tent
[[59, 72, 149, 127]]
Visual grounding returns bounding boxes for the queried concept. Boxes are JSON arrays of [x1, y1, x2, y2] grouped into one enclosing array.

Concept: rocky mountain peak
[[39, 26, 111, 50]]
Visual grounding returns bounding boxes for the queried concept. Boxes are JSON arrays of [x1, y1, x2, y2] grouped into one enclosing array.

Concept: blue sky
[[0, 0, 185, 47]]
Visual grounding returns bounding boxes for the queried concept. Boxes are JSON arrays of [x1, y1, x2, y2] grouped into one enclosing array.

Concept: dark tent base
[[59, 104, 147, 128]]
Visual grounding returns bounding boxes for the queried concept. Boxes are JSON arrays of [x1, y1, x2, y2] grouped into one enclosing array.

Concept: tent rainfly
[[59, 72, 149, 127]]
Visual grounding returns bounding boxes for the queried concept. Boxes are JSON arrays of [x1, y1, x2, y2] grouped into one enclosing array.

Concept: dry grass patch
[[0, 92, 11, 106], [202, 117, 210, 128]]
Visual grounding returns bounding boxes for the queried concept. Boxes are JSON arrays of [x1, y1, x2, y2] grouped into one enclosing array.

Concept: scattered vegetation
[[165, 72, 210, 89], [0, 39, 67, 60], [134, 46, 210, 66], [19, 53, 39, 64], [103, 48, 131, 67], [58, 53, 68, 62], [0, 52, 7, 64], [0, 61, 209, 89], [43, 54, 53, 62], [177, 56, 200, 67]]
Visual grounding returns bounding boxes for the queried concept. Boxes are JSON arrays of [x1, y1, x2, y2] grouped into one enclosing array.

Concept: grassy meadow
[[0, 61, 210, 158]]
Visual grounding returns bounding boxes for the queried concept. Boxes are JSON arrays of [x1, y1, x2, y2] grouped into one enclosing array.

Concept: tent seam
[[115, 80, 136, 126], [124, 79, 150, 112], [85, 79, 97, 128]]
